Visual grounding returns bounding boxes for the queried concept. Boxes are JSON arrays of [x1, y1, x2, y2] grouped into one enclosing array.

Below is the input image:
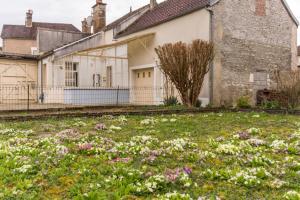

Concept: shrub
[[261, 100, 281, 109], [274, 70, 300, 109], [155, 40, 214, 107], [195, 99, 202, 108], [164, 96, 179, 106], [237, 96, 251, 109]]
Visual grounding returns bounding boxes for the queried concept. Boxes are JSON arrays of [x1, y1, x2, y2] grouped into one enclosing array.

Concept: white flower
[[269, 178, 286, 189], [140, 118, 157, 125], [15, 164, 32, 173], [216, 144, 240, 155], [284, 191, 300, 200], [161, 118, 169, 122], [109, 125, 122, 131], [170, 118, 177, 122], [270, 140, 288, 151], [247, 128, 261, 134], [158, 191, 192, 200]]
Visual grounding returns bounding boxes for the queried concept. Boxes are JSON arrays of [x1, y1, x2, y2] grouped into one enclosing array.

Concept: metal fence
[[0, 84, 166, 111]]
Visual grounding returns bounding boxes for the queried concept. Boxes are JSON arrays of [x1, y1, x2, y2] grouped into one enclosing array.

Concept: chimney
[[25, 9, 33, 27], [92, 0, 106, 33], [82, 18, 91, 33], [150, 0, 157, 10]]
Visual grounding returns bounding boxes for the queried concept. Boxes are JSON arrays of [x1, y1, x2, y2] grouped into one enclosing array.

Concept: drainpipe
[[207, 7, 214, 106], [40, 59, 44, 103]]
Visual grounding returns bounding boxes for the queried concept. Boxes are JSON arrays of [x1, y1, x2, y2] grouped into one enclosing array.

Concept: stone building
[[210, 0, 299, 106], [0, 0, 298, 107], [38, 0, 298, 106]]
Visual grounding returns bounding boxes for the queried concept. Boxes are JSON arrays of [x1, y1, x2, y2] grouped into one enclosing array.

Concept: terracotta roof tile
[[1, 22, 80, 40], [116, 0, 210, 38]]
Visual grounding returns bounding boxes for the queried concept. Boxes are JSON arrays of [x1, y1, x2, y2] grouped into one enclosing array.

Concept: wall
[[211, 0, 298, 106], [42, 45, 128, 88], [0, 58, 38, 85], [64, 88, 129, 105], [116, 9, 211, 104], [3, 39, 37, 55], [38, 29, 90, 53], [0, 58, 38, 103]]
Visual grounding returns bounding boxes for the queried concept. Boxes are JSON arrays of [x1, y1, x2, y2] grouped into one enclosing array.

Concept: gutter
[[206, 6, 215, 105], [281, 0, 299, 27]]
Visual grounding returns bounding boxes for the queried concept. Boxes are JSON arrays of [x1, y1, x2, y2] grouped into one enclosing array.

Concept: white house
[[39, 0, 298, 106]]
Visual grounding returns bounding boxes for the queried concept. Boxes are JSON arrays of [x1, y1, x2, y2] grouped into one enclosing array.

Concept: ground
[[0, 112, 300, 199]]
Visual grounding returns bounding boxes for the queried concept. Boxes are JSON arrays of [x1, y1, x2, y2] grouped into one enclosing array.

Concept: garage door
[[133, 68, 154, 104], [0, 60, 37, 104]]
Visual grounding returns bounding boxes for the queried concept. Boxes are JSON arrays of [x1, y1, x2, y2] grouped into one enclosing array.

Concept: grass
[[0, 112, 300, 199]]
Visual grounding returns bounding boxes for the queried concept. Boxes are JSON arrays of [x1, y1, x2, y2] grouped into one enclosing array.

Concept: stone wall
[[211, 0, 298, 106]]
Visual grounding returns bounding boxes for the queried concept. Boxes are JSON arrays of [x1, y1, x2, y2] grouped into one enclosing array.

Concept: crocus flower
[[183, 167, 192, 175], [78, 143, 93, 151], [95, 123, 107, 131]]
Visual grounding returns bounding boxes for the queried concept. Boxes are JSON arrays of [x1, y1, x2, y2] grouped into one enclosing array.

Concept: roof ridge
[[116, 0, 210, 38]]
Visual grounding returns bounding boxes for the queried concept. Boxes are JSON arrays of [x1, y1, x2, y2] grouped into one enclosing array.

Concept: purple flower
[[183, 167, 192, 175], [238, 131, 250, 140], [95, 123, 107, 131], [109, 157, 131, 163], [143, 155, 157, 163], [78, 143, 93, 151], [165, 168, 181, 182]]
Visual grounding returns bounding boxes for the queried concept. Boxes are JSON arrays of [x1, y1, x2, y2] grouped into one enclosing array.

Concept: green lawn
[[0, 112, 300, 199]]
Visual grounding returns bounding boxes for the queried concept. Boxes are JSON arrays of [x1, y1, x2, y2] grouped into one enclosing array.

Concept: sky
[[0, 0, 299, 46]]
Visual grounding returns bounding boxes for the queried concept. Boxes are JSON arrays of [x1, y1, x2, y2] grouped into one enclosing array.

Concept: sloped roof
[[0, 52, 38, 60], [1, 22, 80, 40], [105, 5, 149, 31], [116, 0, 210, 38]]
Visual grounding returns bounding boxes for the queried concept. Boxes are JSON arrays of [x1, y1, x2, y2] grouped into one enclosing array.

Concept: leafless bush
[[274, 70, 300, 109], [155, 40, 214, 107]]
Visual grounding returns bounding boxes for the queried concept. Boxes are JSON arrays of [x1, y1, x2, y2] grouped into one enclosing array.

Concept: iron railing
[[0, 84, 166, 111]]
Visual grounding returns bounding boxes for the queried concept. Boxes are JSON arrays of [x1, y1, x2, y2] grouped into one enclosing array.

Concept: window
[[137, 73, 140, 78], [143, 72, 145, 78], [148, 71, 151, 78], [65, 62, 78, 87], [93, 74, 102, 87], [106, 66, 112, 87]]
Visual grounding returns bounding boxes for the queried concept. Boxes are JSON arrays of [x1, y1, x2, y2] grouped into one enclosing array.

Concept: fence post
[[116, 85, 120, 106], [27, 84, 30, 111]]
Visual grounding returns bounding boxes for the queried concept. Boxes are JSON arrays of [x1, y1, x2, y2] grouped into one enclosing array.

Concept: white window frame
[[65, 62, 78, 87]]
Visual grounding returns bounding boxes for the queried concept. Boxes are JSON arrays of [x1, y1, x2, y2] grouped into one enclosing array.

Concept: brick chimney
[[150, 0, 157, 10], [25, 9, 33, 27], [92, 0, 106, 33], [82, 18, 91, 33]]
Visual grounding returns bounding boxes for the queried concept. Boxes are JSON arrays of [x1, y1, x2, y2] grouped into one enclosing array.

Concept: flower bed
[[0, 113, 299, 199]]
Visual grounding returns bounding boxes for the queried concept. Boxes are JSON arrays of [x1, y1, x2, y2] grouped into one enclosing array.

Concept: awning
[[76, 32, 155, 54]]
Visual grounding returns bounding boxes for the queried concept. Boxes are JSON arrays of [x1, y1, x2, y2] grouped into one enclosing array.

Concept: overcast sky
[[0, 0, 299, 46]]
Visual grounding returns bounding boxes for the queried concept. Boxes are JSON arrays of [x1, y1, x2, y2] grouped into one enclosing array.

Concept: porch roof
[[76, 32, 155, 54]]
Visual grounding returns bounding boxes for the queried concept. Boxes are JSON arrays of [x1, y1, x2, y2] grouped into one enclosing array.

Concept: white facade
[[39, 7, 212, 106], [41, 45, 128, 88]]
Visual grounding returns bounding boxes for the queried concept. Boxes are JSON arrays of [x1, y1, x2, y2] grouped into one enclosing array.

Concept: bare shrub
[[273, 70, 300, 109], [155, 40, 214, 107]]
